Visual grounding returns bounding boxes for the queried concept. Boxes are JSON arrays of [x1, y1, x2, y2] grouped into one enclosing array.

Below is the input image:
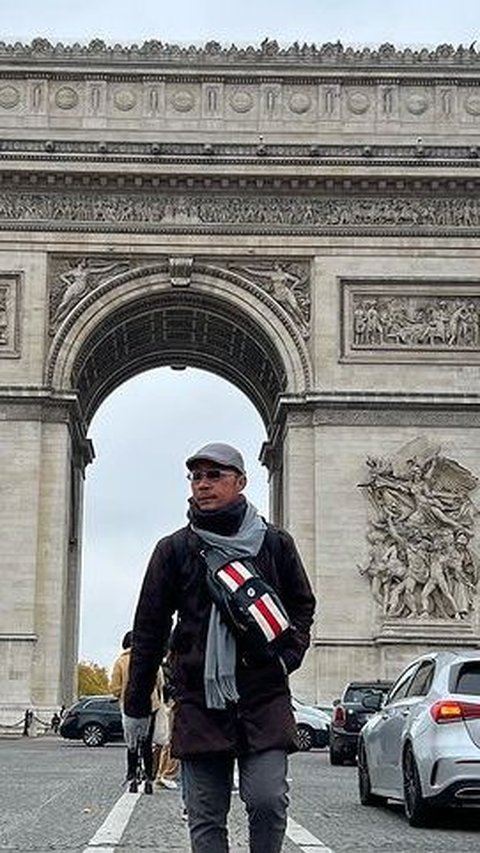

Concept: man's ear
[[238, 474, 247, 491]]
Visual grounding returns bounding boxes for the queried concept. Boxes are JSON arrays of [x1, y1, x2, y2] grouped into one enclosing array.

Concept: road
[[0, 737, 479, 852]]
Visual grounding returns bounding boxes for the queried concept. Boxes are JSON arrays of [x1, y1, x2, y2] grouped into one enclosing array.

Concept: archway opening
[[71, 289, 288, 431], [79, 366, 268, 669]]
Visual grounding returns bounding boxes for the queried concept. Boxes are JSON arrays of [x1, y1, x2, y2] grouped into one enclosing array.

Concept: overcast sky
[[4, 1, 480, 48], [5, 1, 480, 670]]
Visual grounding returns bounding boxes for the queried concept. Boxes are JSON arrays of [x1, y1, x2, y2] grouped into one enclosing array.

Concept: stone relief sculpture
[[4, 192, 480, 235], [50, 257, 129, 327], [358, 437, 479, 620], [351, 294, 480, 350], [0, 285, 8, 345], [230, 261, 310, 337], [0, 276, 20, 355], [7, 192, 480, 235]]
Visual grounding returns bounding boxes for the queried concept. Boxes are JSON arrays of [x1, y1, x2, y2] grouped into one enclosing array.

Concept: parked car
[[314, 703, 334, 721], [358, 649, 480, 826], [59, 693, 329, 752], [329, 680, 393, 765], [292, 697, 330, 751], [59, 695, 123, 746]]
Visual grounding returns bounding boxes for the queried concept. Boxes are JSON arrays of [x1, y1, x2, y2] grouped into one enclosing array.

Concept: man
[[124, 442, 315, 853]]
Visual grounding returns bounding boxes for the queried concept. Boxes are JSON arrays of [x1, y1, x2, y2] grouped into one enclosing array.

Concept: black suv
[[329, 680, 392, 765], [59, 695, 123, 747]]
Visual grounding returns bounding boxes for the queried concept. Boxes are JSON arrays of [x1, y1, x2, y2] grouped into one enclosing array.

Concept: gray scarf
[[191, 501, 267, 709]]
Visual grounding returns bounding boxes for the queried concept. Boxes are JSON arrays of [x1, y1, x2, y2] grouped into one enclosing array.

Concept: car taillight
[[333, 706, 346, 726], [430, 700, 480, 724]]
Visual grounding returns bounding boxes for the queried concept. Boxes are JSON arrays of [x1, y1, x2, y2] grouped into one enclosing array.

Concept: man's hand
[[122, 714, 150, 750]]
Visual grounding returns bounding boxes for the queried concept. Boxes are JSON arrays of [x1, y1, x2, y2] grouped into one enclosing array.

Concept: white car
[[358, 649, 480, 826], [292, 697, 330, 751]]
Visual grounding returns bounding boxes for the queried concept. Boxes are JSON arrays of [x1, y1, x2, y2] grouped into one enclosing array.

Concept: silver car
[[357, 649, 480, 826]]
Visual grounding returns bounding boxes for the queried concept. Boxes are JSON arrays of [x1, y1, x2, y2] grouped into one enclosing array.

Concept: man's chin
[[197, 500, 218, 510]]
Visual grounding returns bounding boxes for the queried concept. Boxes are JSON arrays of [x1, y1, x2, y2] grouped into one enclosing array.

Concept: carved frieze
[[358, 436, 479, 622], [6, 192, 480, 237], [0, 273, 21, 357], [1, 73, 480, 130], [342, 280, 480, 362]]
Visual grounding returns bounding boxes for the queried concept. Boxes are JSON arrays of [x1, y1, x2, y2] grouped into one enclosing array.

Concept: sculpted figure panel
[[48, 256, 310, 339], [228, 261, 310, 337], [49, 257, 130, 328], [351, 294, 480, 350], [0, 285, 8, 344], [0, 273, 20, 356], [358, 437, 479, 621]]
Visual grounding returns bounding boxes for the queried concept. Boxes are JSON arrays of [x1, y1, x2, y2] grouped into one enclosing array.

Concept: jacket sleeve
[[273, 529, 316, 674], [124, 535, 179, 718]]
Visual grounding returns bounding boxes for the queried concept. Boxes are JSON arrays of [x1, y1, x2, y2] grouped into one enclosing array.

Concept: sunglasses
[[187, 469, 237, 482]]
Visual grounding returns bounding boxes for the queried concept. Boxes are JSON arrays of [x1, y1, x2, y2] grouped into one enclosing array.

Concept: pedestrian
[[22, 709, 33, 737], [50, 711, 61, 733], [110, 630, 162, 794], [123, 442, 315, 852]]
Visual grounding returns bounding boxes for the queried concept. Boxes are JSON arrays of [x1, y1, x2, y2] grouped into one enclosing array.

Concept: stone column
[[0, 394, 91, 718], [278, 407, 318, 700]]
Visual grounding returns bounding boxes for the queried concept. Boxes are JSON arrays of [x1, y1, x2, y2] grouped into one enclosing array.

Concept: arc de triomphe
[[1, 38, 480, 718]]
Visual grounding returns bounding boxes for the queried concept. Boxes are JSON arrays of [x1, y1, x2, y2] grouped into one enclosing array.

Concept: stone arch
[[47, 262, 313, 431]]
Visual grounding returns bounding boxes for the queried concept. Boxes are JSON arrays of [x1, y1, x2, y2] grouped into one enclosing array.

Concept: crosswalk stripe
[[82, 791, 140, 850], [287, 816, 335, 852]]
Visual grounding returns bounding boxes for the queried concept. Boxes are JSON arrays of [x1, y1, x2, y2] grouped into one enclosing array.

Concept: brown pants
[[155, 742, 180, 782]]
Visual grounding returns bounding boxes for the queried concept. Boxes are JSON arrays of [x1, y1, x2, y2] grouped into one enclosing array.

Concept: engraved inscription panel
[[341, 280, 480, 363]]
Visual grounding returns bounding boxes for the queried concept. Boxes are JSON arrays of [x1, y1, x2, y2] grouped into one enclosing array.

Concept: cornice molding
[[276, 391, 480, 427], [1, 38, 480, 72], [1, 140, 480, 169]]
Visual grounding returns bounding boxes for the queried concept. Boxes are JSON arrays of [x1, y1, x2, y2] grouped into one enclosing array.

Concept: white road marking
[[82, 791, 140, 851], [86, 849, 114, 853], [287, 816, 335, 852], [81, 792, 330, 853]]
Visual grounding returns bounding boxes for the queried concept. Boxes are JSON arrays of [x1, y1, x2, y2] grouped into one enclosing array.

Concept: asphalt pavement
[[0, 736, 479, 852]]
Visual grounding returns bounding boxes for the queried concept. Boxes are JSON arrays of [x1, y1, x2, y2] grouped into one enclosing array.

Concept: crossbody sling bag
[[203, 552, 292, 662]]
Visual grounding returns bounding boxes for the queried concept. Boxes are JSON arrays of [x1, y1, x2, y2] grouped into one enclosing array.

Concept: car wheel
[[82, 722, 106, 747], [296, 724, 314, 751], [357, 741, 383, 806], [403, 744, 432, 827]]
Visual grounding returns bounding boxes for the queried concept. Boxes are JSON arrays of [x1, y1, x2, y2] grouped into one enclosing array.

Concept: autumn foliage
[[77, 660, 110, 696]]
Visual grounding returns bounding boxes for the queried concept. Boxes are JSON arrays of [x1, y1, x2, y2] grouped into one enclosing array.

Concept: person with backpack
[[123, 442, 315, 853]]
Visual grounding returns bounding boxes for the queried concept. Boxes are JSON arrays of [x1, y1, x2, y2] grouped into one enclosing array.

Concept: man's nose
[[196, 476, 212, 487]]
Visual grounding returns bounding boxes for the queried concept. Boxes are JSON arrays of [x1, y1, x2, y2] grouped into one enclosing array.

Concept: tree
[[77, 660, 110, 696]]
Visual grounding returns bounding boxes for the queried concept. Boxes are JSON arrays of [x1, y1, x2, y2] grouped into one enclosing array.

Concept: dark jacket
[[124, 523, 315, 757]]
